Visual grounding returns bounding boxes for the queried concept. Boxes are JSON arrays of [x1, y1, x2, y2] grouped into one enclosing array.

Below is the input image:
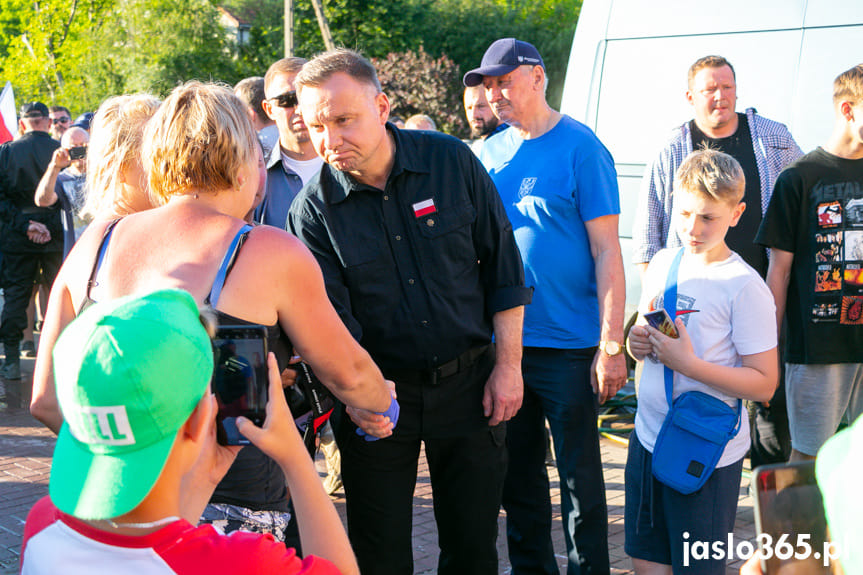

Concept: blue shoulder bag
[[650, 248, 742, 495]]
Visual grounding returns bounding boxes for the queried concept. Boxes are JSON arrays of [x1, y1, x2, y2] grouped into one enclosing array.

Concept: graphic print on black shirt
[[810, 179, 863, 325]]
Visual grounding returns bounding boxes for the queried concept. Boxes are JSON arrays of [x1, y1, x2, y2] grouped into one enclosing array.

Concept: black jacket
[[0, 130, 62, 253]]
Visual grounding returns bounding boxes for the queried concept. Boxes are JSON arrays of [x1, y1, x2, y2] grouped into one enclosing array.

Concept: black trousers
[[0, 251, 61, 360], [334, 347, 506, 575]]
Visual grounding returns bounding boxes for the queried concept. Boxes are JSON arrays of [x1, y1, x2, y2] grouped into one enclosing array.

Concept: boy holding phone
[[625, 149, 779, 574], [20, 289, 358, 575]]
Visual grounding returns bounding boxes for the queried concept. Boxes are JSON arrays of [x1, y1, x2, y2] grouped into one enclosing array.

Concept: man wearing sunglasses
[[48, 106, 72, 141], [257, 57, 323, 229]]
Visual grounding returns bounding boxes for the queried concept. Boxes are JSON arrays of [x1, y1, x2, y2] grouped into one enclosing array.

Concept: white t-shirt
[[281, 152, 323, 187], [635, 248, 777, 467], [21, 497, 338, 574]]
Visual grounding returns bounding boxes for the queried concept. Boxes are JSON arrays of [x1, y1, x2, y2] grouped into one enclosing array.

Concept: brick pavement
[[0, 365, 755, 574]]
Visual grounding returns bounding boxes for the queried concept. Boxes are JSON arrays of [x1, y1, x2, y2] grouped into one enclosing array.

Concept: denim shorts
[[624, 431, 742, 574]]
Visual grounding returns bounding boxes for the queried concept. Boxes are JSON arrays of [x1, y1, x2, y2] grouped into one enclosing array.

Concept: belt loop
[[430, 370, 437, 386]]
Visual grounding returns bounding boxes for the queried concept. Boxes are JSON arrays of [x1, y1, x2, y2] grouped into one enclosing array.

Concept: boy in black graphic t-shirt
[[756, 64, 863, 461]]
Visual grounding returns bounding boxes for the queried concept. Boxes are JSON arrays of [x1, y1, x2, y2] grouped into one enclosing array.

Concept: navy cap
[[463, 38, 544, 87], [71, 112, 94, 131], [19, 102, 49, 119]]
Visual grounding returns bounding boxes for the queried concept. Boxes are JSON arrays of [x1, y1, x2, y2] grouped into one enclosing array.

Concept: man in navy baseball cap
[[464, 35, 624, 575], [463, 38, 544, 87]]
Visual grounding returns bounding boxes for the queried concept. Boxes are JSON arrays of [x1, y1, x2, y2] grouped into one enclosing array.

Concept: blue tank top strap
[[84, 219, 122, 304], [208, 224, 254, 307]]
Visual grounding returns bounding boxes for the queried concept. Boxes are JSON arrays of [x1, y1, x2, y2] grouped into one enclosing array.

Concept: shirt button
[[408, 278, 415, 285], [432, 356, 438, 363], [383, 195, 389, 201], [421, 320, 429, 327], [395, 235, 401, 241], [426, 218, 435, 227]]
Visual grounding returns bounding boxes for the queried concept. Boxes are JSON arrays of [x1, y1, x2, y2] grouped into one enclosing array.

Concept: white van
[[559, 0, 863, 312]]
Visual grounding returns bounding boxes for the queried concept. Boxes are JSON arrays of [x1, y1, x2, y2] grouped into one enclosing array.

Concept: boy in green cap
[[20, 288, 358, 574]]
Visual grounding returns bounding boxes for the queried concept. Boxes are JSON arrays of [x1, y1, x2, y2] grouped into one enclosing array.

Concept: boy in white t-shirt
[[625, 149, 779, 574]]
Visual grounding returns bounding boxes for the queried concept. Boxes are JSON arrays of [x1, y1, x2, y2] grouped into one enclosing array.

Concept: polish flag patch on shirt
[[412, 198, 436, 218]]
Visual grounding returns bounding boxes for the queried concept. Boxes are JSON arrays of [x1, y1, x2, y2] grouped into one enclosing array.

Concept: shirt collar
[[266, 141, 282, 170], [325, 122, 432, 204]]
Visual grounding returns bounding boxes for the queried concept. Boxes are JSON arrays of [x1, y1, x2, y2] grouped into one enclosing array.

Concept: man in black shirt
[[633, 55, 804, 467], [0, 102, 62, 379], [289, 49, 531, 575]]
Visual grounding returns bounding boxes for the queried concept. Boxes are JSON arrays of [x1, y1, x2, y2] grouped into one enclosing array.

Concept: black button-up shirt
[[289, 125, 531, 371], [0, 130, 62, 253]]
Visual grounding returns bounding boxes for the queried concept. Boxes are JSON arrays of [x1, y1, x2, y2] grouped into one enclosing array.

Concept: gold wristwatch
[[598, 340, 623, 356]]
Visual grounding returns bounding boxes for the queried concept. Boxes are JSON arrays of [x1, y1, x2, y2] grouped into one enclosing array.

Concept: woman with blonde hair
[[31, 82, 393, 564], [79, 94, 161, 221], [31, 93, 160, 430]]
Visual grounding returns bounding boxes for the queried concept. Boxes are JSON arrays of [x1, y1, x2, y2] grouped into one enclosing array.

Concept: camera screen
[[212, 325, 268, 445]]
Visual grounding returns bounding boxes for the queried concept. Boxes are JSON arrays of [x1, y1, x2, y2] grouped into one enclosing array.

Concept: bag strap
[[661, 248, 742, 433], [662, 248, 684, 406]]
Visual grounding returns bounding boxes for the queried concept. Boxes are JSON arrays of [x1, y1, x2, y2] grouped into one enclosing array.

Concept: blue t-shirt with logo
[[479, 115, 619, 348]]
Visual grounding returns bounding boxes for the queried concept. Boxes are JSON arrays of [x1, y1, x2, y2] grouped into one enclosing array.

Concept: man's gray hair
[[295, 48, 381, 93]]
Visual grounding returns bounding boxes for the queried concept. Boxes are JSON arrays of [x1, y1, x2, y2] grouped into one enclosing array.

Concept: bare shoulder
[[58, 219, 117, 301], [241, 225, 318, 276], [244, 225, 317, 267]]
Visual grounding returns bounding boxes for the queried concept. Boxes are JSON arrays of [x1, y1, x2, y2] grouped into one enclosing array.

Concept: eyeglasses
[[52, 117, 71, 125], [269, 90, 298, 108]]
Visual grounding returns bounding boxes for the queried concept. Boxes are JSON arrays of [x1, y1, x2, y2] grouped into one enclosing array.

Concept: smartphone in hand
[[212, 325, 268, 446], [753, 461, 833, 574]]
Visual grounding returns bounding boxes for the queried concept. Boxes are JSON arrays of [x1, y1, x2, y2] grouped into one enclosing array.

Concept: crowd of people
[[0, 35, 861, 575]]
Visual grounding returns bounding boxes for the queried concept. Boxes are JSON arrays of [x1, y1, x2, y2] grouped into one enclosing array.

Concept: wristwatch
[[598, 340, 623, 356]]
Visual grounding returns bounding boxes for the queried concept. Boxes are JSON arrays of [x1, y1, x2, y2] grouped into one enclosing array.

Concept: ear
[[262, 98, 276, 122], [839, 100, 854, 122], [375, 91, 391, 124], [685, 89, 695, 106], [730, 201, 746, 226], [531, 66, 545, 91], [183, 392, 215, 444]]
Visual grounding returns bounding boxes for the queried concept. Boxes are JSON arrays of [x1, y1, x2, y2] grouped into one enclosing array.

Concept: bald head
[[62, 126, 89, 174], [61, 126, 89, 148]]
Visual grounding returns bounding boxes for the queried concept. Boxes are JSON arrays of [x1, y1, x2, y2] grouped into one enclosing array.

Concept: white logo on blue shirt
[[518, 177, 537, 198]]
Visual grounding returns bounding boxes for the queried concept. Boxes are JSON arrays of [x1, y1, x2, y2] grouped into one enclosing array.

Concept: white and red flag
[[412, 198, 436, 218], [0, 82, 16, 144]]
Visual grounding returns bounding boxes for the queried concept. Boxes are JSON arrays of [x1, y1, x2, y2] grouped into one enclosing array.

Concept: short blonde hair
[[833, 64, 863, 106], [674, 148, 745, 205], [143, 81, 259, 203], [264, 57, 307, 96], [79, 94, 160, 221]]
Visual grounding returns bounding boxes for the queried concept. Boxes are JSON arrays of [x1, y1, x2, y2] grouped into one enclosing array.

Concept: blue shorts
[[624, 431, 742, 574]]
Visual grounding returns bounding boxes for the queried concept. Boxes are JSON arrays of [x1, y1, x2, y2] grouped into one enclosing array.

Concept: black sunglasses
[[52, 117, 71, 125], [269, 90, 298, 108]]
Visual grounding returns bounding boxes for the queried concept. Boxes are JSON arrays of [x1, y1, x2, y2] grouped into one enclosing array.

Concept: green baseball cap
[[50, 289, 214, 520], [816, 417, 863, 574]]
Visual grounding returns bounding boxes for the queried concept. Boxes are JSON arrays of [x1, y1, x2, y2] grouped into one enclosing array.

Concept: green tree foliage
[[372, 47, 465, 136], [0, 0, 114, 108], [1, 0, 233, 111], [96, 0, 233, 96], [416, 0, 581, 110], [0, 0, 579, 122]]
